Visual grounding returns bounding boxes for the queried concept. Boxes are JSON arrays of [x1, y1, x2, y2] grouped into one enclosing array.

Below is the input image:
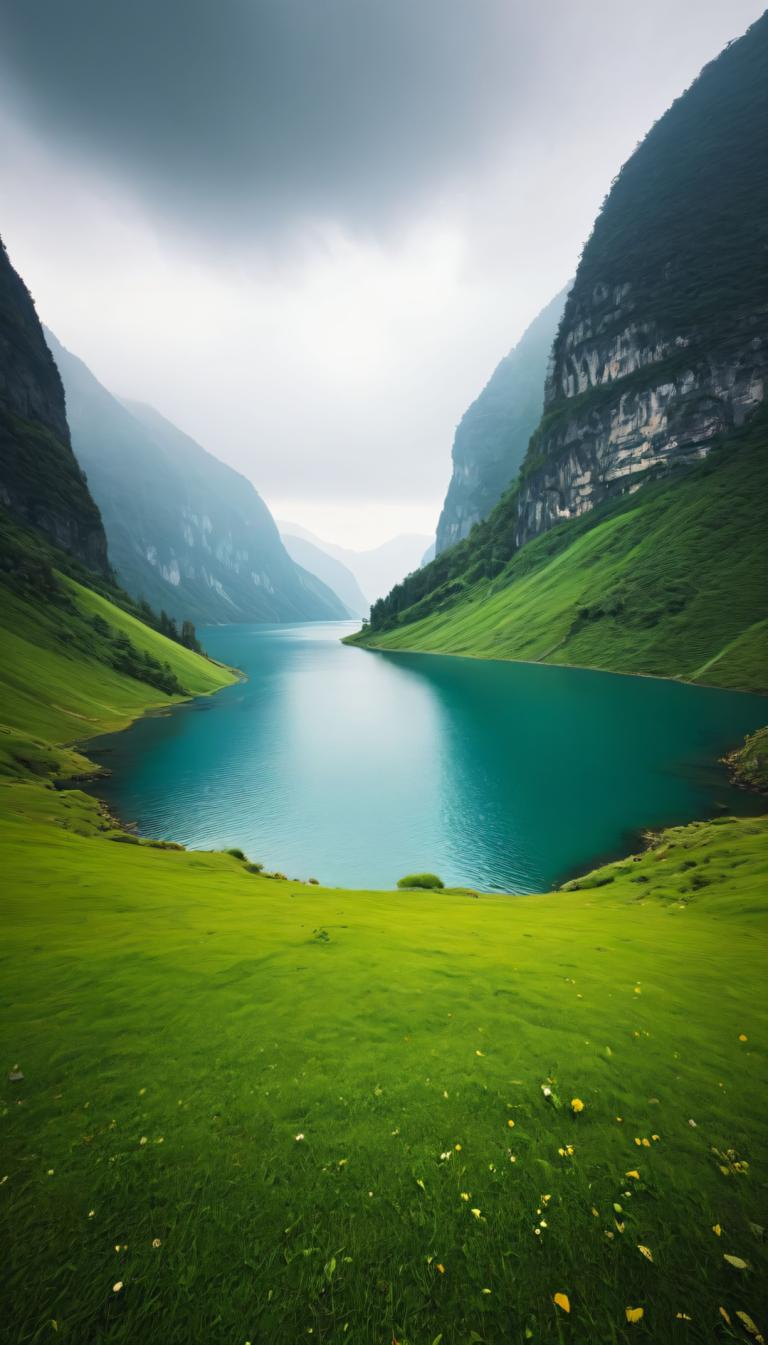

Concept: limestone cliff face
[[514, 13, 768, 548], [0, 238, 109, 572], [515, 319, 766, 545], [435, 288, 567, 555]]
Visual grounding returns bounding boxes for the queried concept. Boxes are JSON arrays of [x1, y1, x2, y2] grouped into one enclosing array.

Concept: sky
[[0, 1, 764, 548]]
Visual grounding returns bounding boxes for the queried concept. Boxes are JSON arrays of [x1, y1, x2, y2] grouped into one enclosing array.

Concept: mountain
[[279, 521, 431, 604], [280, 531, 368, 616], [0, 239, 109, 574], [352, 15, 768, 692], [46, 331, 347, 625], [435, 287, 568, 554]]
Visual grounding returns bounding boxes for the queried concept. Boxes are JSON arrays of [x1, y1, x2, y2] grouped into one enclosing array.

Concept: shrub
[[244, 861, 264, 874], [397, 872, 444, 890], [226, 847, 247, 861]]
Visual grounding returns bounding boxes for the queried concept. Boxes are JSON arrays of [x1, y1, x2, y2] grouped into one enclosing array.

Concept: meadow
[[1, 776, 766, 1344], [0, 550, 766, 1344]]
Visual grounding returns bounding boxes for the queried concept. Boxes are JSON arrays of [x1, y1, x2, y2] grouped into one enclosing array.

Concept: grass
[[1, 511, 766, 1343], [1, 781, 766, 1344], [354, 418, 768, 693]]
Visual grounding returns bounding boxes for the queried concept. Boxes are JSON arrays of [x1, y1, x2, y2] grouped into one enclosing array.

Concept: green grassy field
[[354, 417, 768, 695], [1, 780, 766, 1345], [1, 520, 767, 1344]]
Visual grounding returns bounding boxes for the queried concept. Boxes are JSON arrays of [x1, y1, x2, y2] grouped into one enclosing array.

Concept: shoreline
[[345, 632, 768, 698], [56, 626, 766, 898]]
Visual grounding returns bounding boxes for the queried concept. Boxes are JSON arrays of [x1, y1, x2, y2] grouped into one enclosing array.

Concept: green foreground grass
[[1, 525, 767, 1344], [1, 783, 767, 1345]]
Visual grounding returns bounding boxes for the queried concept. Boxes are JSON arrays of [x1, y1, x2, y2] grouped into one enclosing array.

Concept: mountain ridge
[[0, 239, 110, 574], [352, 15, 768, 692], [46, 330, 348, 625]]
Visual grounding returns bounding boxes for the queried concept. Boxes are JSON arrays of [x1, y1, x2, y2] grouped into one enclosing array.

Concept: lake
[[88, 621, 766, 892]]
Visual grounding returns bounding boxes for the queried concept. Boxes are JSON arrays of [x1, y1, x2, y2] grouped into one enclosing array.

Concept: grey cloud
[[0, 0, 541, 238]]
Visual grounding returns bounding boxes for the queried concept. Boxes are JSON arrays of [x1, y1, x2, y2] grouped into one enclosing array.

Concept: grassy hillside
[[0, 514, 236, 784], [354, 413, 768, 692]]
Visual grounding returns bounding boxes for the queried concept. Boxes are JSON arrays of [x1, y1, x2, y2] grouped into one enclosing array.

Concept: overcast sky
[[1, 1, 763, 547]]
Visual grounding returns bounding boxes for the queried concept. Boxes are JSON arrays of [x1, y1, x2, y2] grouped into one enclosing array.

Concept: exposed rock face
[[516, 338, 766, 545], [514, 14, 768, 548], [46, 330, 347, 624], [0, 238, 109, 572], [435, 288, 567, 555]]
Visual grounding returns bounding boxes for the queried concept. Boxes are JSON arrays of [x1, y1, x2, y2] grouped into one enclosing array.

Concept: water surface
[[89, 621, 766, 891]]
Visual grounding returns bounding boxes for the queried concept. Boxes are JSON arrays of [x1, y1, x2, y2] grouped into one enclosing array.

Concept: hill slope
[[46, 331, 346, 624], [435, 287, 567, 554], [354, 410, 768, 691], [0, 239, 109, 573]]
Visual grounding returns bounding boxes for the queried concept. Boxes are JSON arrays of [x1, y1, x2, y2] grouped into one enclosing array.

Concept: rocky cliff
[[46, 331, 348, 624], [435, 287, 567, 554], [0, 238, 109, 572], [514, 13, 767, 546]]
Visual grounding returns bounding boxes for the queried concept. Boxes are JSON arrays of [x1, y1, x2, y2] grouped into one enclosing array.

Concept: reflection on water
[[88, 621, 766, 891]]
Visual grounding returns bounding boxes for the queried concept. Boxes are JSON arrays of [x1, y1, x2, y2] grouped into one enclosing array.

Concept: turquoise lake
[[88, 620, 767, 892]]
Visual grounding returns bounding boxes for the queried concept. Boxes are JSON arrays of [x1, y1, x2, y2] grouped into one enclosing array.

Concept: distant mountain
[[421, 541, 436, 566], [435, 287, 568, 555], [278, 522, 431, 604], [46, 331, 347, 625], [280, 531, 368, 617], [0, 239, 109, 573]]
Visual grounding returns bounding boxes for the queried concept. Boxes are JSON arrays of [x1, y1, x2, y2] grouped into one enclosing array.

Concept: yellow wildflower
[[553, 1293, 570, 1314], [626, 1170, 640, 1180], [571, 1098, 585, 1114], [625, 1307, 644, 1324]]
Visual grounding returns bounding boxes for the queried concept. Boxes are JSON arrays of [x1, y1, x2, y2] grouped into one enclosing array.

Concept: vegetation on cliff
[[724, 726, 768, 794], [0, 239, 110, 573], [355, 409, 768, 692]]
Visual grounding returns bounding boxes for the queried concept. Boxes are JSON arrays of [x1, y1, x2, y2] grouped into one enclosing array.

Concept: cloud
[[0, 0, 540, 242], [1, 0, 764, 546]]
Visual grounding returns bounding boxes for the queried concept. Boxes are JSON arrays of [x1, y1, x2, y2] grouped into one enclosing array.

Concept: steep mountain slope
[[355, 15, 768, 690], [280, 530, 367, 616], [435, 287, 567, 554], [280, 521, 431, 604], [46, 331, 347, 625], [0, 239, 109, 573], [351, 410, 768, 691]]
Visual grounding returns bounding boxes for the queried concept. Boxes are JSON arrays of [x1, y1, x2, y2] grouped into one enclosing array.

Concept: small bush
[[226, 847, 247, 861], [244, 861, 264, 874], [109, 831, 139, 845], [397, 872, 444, 890]]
